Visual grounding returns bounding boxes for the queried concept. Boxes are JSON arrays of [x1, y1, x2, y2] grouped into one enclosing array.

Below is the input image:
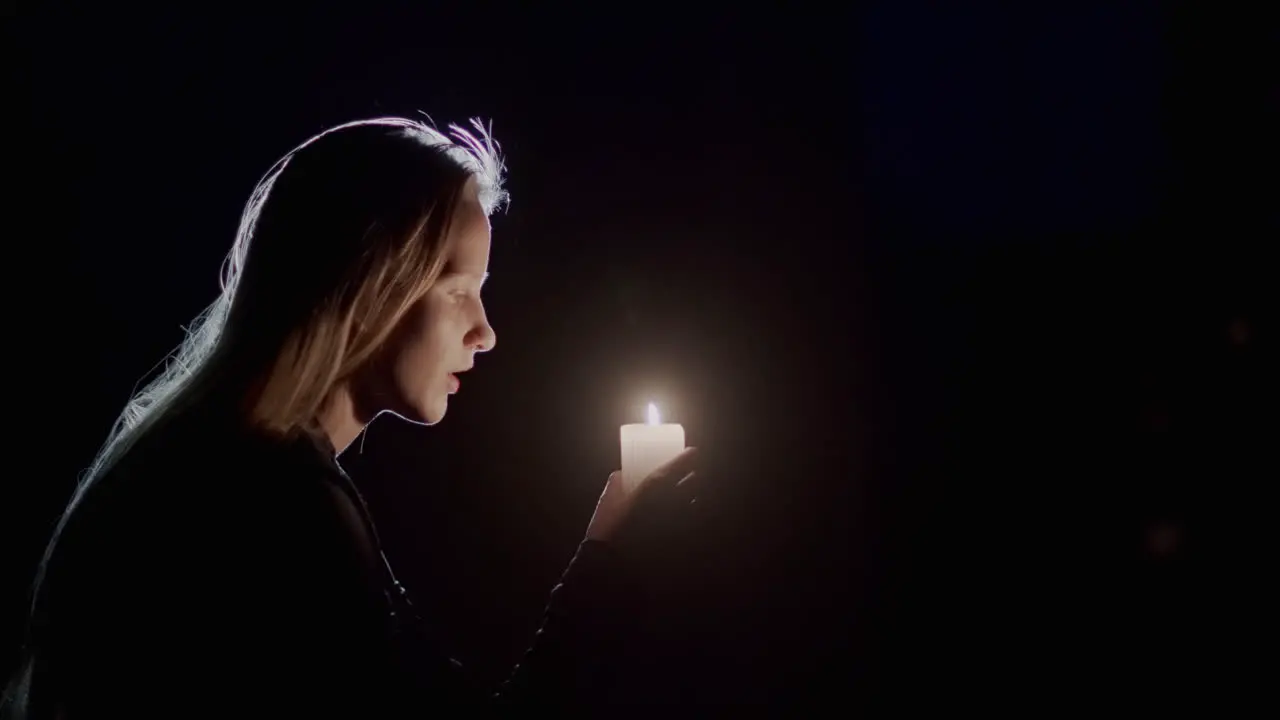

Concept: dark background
[[3, 1, 1270, 711]]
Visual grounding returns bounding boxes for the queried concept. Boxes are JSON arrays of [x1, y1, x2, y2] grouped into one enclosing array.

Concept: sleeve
[[491, 539, 632, 709], [46, 468, 634, 717], [226, 479, 636, 715], [386, 539, 633, 712]]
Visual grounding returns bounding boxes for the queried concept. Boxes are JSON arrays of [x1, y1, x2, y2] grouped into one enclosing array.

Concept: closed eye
[[440, 271, 488, 299], [451, 287, 483, 305]]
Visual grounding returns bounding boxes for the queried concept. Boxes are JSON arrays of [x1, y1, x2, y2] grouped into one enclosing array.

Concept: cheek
[[393, 302, 453, 379]]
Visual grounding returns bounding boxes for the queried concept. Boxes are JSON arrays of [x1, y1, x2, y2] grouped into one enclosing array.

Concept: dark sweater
[[15, 414, 625, 717]]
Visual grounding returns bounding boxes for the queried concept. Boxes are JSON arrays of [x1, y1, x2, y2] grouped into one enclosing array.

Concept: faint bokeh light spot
[[1146, 410, 1171, 433], [1146, 521, 1181, 558], [1227, 318, 1251, 346]]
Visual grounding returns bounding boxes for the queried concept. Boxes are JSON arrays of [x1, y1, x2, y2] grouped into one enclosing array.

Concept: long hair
[[3, 115, 507, 716]]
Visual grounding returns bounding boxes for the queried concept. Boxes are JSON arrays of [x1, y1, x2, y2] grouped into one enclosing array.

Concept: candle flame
[[647, 402, 660, 425]]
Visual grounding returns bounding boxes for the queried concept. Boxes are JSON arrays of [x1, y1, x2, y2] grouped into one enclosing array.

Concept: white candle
[[620, 402, 686, 491]]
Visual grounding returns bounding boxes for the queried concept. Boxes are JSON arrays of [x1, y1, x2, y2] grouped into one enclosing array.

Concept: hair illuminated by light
[[17, 115, 507, 670], [85, 114, 504, 496]]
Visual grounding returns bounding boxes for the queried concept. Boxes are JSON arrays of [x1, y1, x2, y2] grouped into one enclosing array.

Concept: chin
[[422, 404, 446, 425], [417, 395, 449, 426], [386, 396, 447, 427]]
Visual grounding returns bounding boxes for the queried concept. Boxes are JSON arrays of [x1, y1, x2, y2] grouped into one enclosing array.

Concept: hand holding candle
[[584, 402, 699, 545]]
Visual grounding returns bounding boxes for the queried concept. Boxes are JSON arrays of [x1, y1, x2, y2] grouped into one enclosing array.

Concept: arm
[[44, 464, 662, 717], [283, 450, 696, 712], [167, 470, 631, 714], [489, 538, 632, 710], [488, 450, 701, 709], [221, 478, 633, 714], [380, 537, 631, 711]]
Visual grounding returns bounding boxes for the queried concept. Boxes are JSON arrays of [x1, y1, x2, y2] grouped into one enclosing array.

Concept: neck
[[315, 384, 366, 455]]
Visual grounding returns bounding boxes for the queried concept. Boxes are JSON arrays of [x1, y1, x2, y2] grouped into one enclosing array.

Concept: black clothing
[[18, 415, 626, 717]]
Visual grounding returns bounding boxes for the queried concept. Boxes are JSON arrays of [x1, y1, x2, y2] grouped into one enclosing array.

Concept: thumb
[[596, 471, 626, 508], [586, 470, 629, 543]]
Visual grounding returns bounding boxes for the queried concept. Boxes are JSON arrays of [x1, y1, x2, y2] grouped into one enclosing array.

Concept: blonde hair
[[240, 118, 506, 436], [85, 114, 503, 494], [18, 115, 506, 658]]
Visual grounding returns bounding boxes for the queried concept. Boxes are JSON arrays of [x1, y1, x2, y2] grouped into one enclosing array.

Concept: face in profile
[[372, 178, 496, 425]]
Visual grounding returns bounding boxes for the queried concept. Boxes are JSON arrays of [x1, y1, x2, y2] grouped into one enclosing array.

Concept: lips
[[448, 366, 472, 394]]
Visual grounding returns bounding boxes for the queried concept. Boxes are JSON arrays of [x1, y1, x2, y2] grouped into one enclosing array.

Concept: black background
[[3, 1, 1271, 710]]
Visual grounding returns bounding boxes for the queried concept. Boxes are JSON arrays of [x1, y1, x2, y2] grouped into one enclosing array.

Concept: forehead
[[445, 182, 491, 269]]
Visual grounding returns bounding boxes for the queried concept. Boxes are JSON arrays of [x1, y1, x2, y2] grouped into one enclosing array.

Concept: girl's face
[[366, 178, 496, 426]]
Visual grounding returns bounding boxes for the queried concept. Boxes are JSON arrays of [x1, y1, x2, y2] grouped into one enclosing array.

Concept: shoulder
[[29, 421, 400, 713], [52, 420, 372, 594], [79, 422, 323, 524]]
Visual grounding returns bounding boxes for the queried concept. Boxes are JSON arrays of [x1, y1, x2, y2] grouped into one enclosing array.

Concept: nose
[[467, 311, 496, 353]]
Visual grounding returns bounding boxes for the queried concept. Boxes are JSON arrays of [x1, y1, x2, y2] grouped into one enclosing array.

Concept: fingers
[[651, 446, 699, 484], [648, 470, 702, 514], [676, 471, 702, 505], [609, 452, 706, 549]]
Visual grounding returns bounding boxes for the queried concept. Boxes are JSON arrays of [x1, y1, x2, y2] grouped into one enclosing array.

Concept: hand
[[584, 447, 701, 547]]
